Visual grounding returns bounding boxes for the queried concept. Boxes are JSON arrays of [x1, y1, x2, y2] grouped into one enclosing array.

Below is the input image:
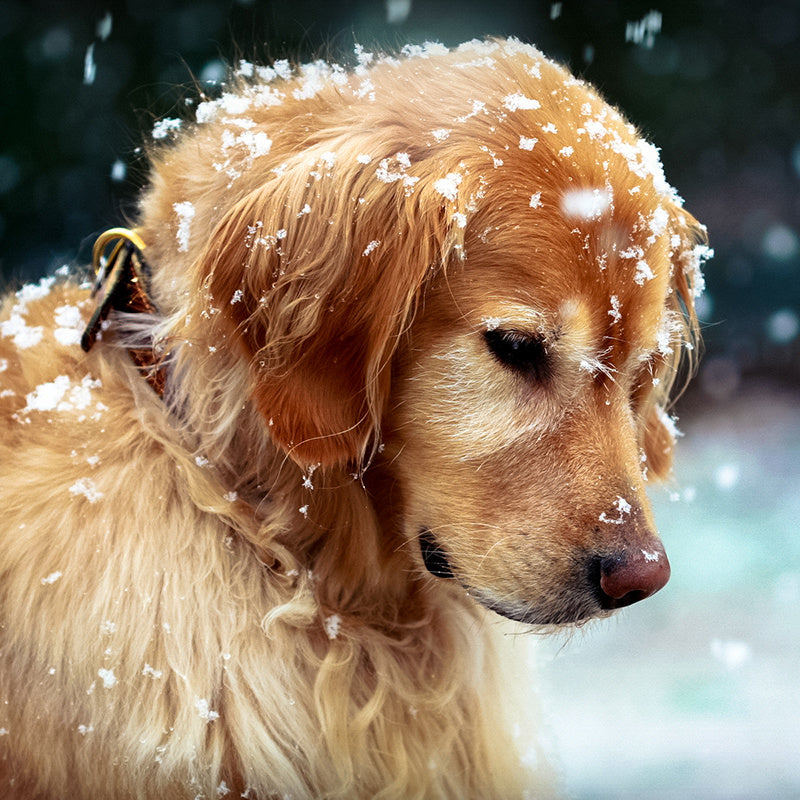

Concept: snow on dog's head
[[143, 37, 708, 625]]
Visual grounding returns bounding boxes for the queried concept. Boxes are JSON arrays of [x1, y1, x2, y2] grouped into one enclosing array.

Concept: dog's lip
[[418, 529, 606, 626], [468, 588, 606, 627]]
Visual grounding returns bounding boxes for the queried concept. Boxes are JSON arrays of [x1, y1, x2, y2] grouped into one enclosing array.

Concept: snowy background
[[1, 1, 799, 798], [538, 381, 800, 799]]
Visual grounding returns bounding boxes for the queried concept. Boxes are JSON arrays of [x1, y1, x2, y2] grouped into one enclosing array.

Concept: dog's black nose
[[597, 543, 670, 609]]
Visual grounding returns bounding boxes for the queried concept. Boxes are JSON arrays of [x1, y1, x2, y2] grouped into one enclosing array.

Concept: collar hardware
[[81, 227, 166, 397]]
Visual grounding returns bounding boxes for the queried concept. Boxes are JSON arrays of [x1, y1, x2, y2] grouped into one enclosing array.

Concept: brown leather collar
[[81, 228, 166, 397]]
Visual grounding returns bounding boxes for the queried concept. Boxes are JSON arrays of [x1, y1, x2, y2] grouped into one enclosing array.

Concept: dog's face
[[187, 40, 706, 626], [379, 177, 695, 625]]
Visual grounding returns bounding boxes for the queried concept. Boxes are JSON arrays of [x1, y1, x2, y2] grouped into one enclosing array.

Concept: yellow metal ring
[[91, 227, 147, 277]]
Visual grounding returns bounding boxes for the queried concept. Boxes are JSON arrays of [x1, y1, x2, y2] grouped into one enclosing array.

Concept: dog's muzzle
[[418, 526, 671, 626]]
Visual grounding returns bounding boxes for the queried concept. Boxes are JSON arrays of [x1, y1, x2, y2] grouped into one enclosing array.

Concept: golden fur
[[0, 39, 706, 798]]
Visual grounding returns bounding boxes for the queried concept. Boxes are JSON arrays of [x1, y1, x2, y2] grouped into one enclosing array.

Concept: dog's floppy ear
[[642, 402, 678, 480], [194, 143, 463, 466], [641, 209, 707, 480]]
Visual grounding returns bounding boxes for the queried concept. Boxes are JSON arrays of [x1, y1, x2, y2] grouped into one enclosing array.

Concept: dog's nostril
[[597, 545, 671, 609]]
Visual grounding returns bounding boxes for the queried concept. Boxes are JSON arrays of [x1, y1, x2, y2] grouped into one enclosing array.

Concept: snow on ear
[[642, 403, 680, 481], [193, 143, 461, 466], [640, 207, 709, 481]]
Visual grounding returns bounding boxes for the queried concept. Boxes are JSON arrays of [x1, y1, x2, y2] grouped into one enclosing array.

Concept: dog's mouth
[[417, 528, 608, 627], [418, 528, 456, 579]]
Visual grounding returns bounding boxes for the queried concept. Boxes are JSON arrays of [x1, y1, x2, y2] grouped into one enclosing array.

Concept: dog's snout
[[596, 543, 671, 609]]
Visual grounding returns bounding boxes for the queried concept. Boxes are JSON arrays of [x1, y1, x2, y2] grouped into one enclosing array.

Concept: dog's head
[[188, 40, 708, 625]]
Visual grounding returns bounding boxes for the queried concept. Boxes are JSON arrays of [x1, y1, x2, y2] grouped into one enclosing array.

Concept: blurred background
[[1, 0, 798, 797]]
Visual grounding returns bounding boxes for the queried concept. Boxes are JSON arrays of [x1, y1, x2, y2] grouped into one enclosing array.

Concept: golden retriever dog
[[0, 38, 708, 799]]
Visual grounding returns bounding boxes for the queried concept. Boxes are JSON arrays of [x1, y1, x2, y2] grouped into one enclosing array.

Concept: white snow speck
[[109, 159, 127, 182], [431, 128, 451, 142], [529, 192, 543, 209], [99, 620, 117, 636], [362, 240, 381, 256], [301, 463, 319, 490], [641, 549, 660, 562], [456, 99, 486, 122], [1, 312, 44, 349], [634, 259, 655, 285], [599, 496, 632, 525], [152, 118, 182, 140], [655, 405, 682, 443], [16, 278, 56, 304], [375, 153, 418, 192], [519, 136, 538, 151], [77, 724, 94, 735], [223, 491, 238, 502], [41, 571, 63, 585], [324, 613, 341, 639], [649, 205, 669, 237], [561, 187, 613, 220], [219, 124, 273, 165], [626, 10, 662, 49], [502, 93, 541, 112], [683, 243, 712, 298], [53, 304, 84, 346], [17, 373, 102, 420], [433, 172, 463, 201], [194, 696, 219, 722], [0, 728, 8, 736], [96, 11, 112, 40], [142, 663, 163, 680], [69, 477, 104, 503], [216, 781, 231, 797], [714, 463, 740, 492], [23, 375, 70, 412], [710, 638, 751, 671], [608, 295, 622, 323], [98, 668, 117, 689], [559, 145, 575, 158], [173, 201, 195, 253], [236, 59, 254, 78], [386, 0, 412, 24], [83, 43, 96, 85]]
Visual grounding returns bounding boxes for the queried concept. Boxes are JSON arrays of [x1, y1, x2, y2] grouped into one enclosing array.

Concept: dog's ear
[[194, 143, 465, 466], [641, 403, 677, 480], [641, 208, 707, 481]]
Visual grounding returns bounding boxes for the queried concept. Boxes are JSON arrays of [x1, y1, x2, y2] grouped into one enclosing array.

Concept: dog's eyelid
[[483, 328, 552, 381]]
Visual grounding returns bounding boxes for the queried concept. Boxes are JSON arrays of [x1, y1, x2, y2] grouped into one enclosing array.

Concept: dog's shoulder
[[1, 280, 97, 429]]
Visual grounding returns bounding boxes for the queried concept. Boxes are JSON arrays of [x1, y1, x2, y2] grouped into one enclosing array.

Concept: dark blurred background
[[1, 0, 799, 399]]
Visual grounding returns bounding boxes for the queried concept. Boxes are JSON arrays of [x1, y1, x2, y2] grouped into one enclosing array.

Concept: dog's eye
[[484, 329, 551, 381]]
